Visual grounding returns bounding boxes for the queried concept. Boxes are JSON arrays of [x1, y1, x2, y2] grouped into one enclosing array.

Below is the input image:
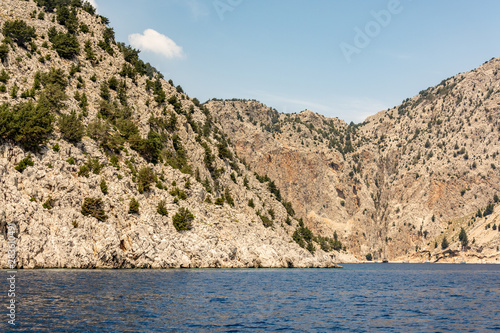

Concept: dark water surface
[[2, 264, 500, 332]]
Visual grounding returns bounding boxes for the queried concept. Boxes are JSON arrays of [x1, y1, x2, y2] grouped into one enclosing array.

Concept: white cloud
[[128, 29, 185, 59]]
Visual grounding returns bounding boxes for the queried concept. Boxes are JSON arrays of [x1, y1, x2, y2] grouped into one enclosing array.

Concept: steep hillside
[[0, 0, 351, 268], [207, 59, 500, 263], [1, 0, 499, 266]]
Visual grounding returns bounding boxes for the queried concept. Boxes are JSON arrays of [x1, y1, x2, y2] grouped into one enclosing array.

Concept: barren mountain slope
[[208, 58, 500, 263], [0, 0, 352, 268]]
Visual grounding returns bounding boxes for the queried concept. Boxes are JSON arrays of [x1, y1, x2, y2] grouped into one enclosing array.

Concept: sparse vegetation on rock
[[173, 207, 194, 231], [81, 197, 108, 221]]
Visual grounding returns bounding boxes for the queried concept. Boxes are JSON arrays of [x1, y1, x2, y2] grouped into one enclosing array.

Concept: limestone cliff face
[[1, 0, 499, 267], [207, 59, 500, 263], [0, 141, 349, 269], [0, 0, 352, 268]]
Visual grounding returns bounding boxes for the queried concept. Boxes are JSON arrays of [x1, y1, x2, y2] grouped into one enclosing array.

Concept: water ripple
[[2, 264, 500, 332]]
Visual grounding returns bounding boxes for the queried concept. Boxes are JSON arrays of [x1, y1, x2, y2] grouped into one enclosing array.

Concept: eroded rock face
[[1, 0, 499, 267], [0, 140, 354, 269], [207, 58, 500, 262], [0, 0, 357, 268]]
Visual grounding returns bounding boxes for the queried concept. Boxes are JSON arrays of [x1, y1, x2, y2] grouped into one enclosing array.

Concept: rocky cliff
[[0, 0, 351, 268], [207, 59, 500, 263], [1, 0, 499, 267]]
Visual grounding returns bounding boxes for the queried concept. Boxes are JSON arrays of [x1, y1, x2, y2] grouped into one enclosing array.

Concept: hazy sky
[[92, 0, 500, 123]]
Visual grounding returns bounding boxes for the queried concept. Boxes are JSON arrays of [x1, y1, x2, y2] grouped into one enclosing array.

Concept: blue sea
[[2, 264, 500, 332]]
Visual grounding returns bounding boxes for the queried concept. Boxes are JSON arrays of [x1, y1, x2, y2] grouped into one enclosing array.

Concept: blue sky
[[92, 0, 500, 123]]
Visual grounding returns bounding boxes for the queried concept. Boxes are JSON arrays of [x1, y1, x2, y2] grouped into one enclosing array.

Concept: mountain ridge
[[207, 56, 500, 262], [0, 0, 351, 268], [0, 0, 498, 268]]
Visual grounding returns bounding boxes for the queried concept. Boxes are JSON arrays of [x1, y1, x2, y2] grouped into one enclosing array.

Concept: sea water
[[3, 264, 500, 332]]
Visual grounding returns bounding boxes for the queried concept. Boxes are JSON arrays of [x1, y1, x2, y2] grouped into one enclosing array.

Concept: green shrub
[[49, 31, 80, 59], [87, 118, 110, 144], [215, 197, 224, 206], [56, 5, 78, 33], [137, 167, 157, 193], [172, 207, 194, 231], [154, 180, 164, 190], [459, 227, 468, 248], [365, 253, 373, 261], [84, 40, 96, 62], [15, 153, 34, 172], [79, 92, 88, 111], [69, 63, 81, 77], [100, 179, 108, 195], [2, 20, 36, 47], [78, 164, 90, 177], [169, 187, 187, 200], [100, 81, 110, 101], [41, 67, 67, 88], [11, 85, 18, 98], [292, 220, 314, 246], [39, 70, 69, 112], [82, 2, 96, 15], [131, 130, 163, 163], [52, 143, 59, 152], [110, 155, 120, 169], [441, 236, 449, 250], [248, 198, 255, 208], [66, 157, 75, 165], [42, 196, 54, 210], [224, 188, 234, 206], [260, 214, 273, 228], [128, 197, 140, 214], [78, 157, 104, 177], [0, 101, 53, 150], [330, 232, 343, 251], [157, 200, 168, 216], [0, 69, 9, 83], [34, 0, 82, 13], [81, 197, 108, 221], [267, 180, 282, 201], [483, 202, 495, 216], [306, 242, 316, 254], [108, 76, 118, 91], [153, 79, 166, 105], [283, 201, 295, 216], [59, 110, 84, 142], [0, 43, 9, 62]]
